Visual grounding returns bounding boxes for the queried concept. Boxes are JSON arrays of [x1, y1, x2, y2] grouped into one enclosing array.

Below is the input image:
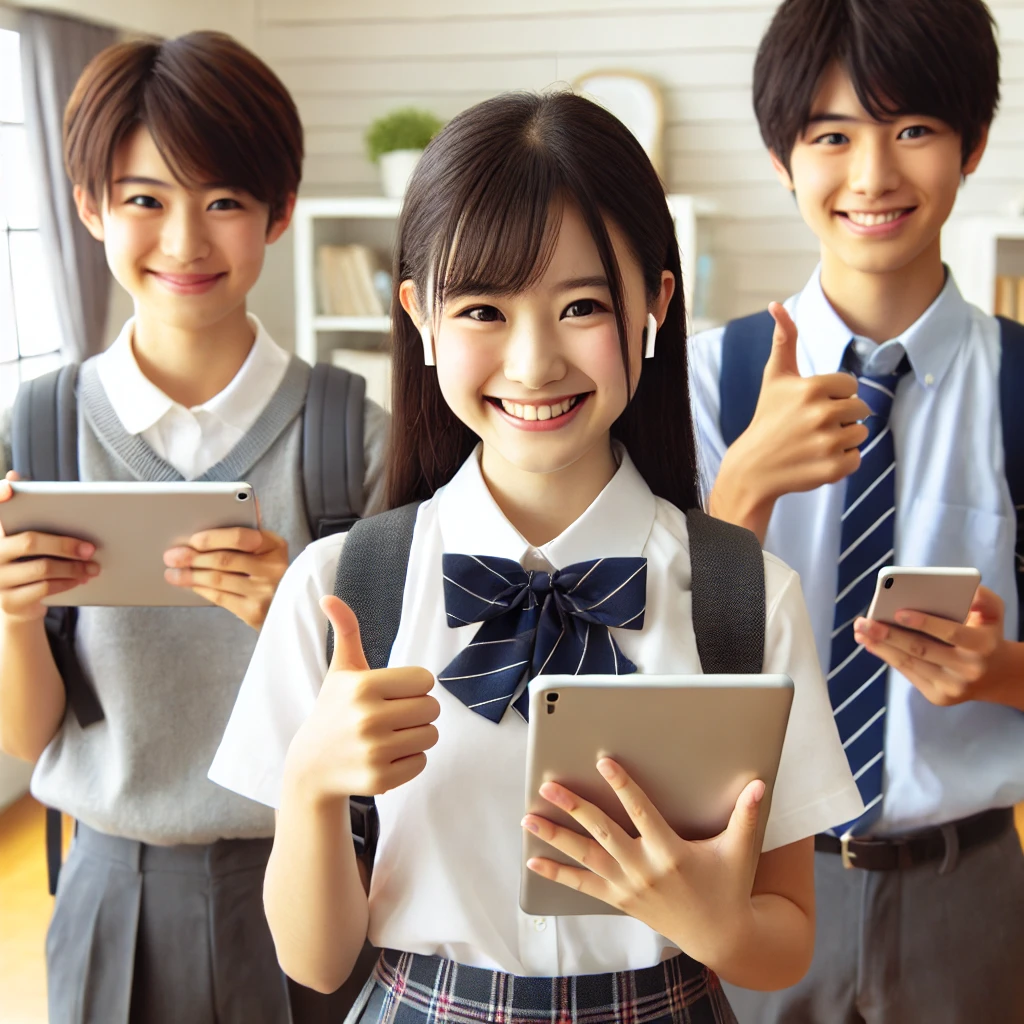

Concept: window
[[0, 26, 62, 411]]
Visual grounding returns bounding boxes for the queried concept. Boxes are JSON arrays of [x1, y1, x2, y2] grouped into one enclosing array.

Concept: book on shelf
[[317, 244, 390, 318], [995, 275, 1024, 323]]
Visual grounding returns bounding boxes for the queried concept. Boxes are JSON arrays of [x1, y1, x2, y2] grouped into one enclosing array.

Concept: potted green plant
[[365, 107, 444, 198]]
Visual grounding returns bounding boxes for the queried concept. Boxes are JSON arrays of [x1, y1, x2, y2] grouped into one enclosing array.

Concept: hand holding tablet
[[523, 755, 768, 966], [520, 673, 793, 918], [163, 521, 289, 628], [0, 478, 275, 618], [0, 473, 100, 621]]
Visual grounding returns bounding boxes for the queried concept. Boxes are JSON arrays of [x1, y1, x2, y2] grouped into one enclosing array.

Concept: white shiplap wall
[[250, 0, 1024, 330]]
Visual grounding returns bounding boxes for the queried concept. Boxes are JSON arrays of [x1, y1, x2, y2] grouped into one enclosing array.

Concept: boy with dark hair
[[0, 31, 387, 1024], [689, 0, 1024, 1020]]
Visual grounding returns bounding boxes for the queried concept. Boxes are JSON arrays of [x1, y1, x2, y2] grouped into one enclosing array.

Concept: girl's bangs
[[430, 157, 564, 310]]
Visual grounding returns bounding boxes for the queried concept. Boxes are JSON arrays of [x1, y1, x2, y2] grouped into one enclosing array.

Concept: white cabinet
[[293, 194, 715, 409]]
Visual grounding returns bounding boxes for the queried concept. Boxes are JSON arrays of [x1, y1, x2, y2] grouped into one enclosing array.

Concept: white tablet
[[0, 481, 259, 607], [521, 673, 794, 917]]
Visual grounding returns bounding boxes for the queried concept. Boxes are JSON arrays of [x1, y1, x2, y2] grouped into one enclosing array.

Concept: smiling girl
[[210, 92, 862, 1024]]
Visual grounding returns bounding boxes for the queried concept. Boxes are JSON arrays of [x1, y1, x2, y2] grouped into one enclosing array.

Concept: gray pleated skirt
[[45, 823, 362, 1024]]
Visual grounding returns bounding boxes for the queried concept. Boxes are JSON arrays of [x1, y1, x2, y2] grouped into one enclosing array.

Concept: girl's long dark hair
[[384, 91, 700, 515]]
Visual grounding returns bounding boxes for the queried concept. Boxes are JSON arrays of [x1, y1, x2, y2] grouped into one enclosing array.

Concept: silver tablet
[[1, 481, 258, 607], [521, 673, 794, 917]]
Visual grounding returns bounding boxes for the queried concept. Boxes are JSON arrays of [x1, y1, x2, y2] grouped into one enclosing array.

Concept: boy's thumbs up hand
[[763, 302, 801, 379], [710, 301, 873, 542], [283, 597, 440, 804]]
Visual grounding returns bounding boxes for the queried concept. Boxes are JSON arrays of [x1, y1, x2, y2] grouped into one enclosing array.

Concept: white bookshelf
[[943, 216, 1024, 315], [293, 194, 716, 408]]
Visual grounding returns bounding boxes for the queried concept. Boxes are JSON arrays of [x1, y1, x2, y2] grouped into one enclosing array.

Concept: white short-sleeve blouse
[[210, 447, 862, 977]]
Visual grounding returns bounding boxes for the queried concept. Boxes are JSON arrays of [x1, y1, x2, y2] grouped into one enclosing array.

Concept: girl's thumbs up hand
[[323, 595, 372, 673], [282, 596, 440, 804]]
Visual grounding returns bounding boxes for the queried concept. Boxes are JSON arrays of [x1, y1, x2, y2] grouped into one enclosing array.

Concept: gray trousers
[[724, 823, 1024, 1024], [46, 824, 363, 1024]]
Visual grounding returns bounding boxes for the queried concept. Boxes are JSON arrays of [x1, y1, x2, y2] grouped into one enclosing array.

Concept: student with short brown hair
[[0, 31, 387, 1024]]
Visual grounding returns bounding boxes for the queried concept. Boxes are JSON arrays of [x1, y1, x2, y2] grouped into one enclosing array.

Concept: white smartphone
[[0, 481, 259, 607], [865, 566, 981, 628], [521, 673, 794, 917]]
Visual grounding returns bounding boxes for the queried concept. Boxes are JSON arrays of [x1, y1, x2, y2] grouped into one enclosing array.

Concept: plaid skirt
[[344, 948, 737, 1024]]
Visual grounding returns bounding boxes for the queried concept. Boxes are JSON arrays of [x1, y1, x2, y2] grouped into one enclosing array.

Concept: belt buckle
[[840, 831, 858, 870]]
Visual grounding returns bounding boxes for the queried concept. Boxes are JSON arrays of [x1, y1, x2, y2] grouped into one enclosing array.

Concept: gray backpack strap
[[11, 364, 100, 897], [12, 364, 80, 482], [327, 501, 421, 668], [303, 362, 367, 539], [10, 366, 102, 726], [686, 508, 766, 674], [327, 500, 421, 869]]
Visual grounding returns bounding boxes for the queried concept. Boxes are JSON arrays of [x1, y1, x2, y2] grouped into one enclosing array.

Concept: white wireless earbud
[[644, 312, 658, 359], [420, 273, 436, 366], [420, 322, 435, 366]]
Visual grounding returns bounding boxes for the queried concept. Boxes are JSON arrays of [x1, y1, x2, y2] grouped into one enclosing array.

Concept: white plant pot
[[379, 149, 423, 199]]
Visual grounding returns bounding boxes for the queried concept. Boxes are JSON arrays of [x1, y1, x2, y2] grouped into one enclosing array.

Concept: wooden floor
[[2, 796, 1024, 1023], [1, 796, 54, 1024]]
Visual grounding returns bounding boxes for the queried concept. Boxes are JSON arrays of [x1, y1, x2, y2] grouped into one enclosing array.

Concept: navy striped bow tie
[[438, 554, 647, 723]]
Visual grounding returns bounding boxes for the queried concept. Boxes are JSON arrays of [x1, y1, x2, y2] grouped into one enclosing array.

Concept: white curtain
[[19, 9, 117, 362]]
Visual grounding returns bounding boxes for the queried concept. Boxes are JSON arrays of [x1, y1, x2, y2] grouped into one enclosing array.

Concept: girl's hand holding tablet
[[0, 473, 99, 621], [282, 596, 440, 802], [523, 759, 767, 973]]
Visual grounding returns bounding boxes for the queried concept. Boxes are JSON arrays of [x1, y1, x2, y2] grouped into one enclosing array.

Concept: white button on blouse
[[210, 446, 862, 976]]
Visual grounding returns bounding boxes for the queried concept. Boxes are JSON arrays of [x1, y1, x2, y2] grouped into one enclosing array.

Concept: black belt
[[814, 807, 1013, 871]]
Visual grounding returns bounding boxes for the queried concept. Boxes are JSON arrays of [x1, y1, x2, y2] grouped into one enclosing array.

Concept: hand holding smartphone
[[865, 566, 982, 629]]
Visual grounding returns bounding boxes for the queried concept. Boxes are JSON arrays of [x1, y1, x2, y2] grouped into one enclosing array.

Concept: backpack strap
[[719, 310, 775, 447], [686, 508, 766, 674], [997, 316, 1024, 642], [303, 363, 367, 539], [12, 364, 80, 482], [11, 365, 104, 730], [329, 501, 422, 864], [10, 365, 99, 896]]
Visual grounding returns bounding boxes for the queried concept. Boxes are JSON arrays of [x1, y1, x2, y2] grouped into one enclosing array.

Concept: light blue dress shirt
[[689, 266, 1024, 834]]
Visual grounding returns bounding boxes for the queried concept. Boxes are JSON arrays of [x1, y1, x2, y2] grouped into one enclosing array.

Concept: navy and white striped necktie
[[438, 554, 647, 723], [828, 350, 910, 836]]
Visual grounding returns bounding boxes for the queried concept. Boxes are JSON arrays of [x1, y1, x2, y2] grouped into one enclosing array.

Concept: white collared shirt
[[209, 446, 861, 976], [95, 314, 290, 479], [689, 266, 1024, 835]]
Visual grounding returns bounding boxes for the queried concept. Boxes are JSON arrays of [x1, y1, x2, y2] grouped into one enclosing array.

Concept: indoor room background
[[2, 1, 1024, 1020]]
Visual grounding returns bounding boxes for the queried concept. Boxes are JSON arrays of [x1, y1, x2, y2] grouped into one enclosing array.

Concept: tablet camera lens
[[236, 491, 249, 501], [546, 692, 558, 715], [884, 577, 894, 589]]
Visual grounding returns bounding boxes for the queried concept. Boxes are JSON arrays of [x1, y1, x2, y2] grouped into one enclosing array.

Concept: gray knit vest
[[31, 356, 314, 844]]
